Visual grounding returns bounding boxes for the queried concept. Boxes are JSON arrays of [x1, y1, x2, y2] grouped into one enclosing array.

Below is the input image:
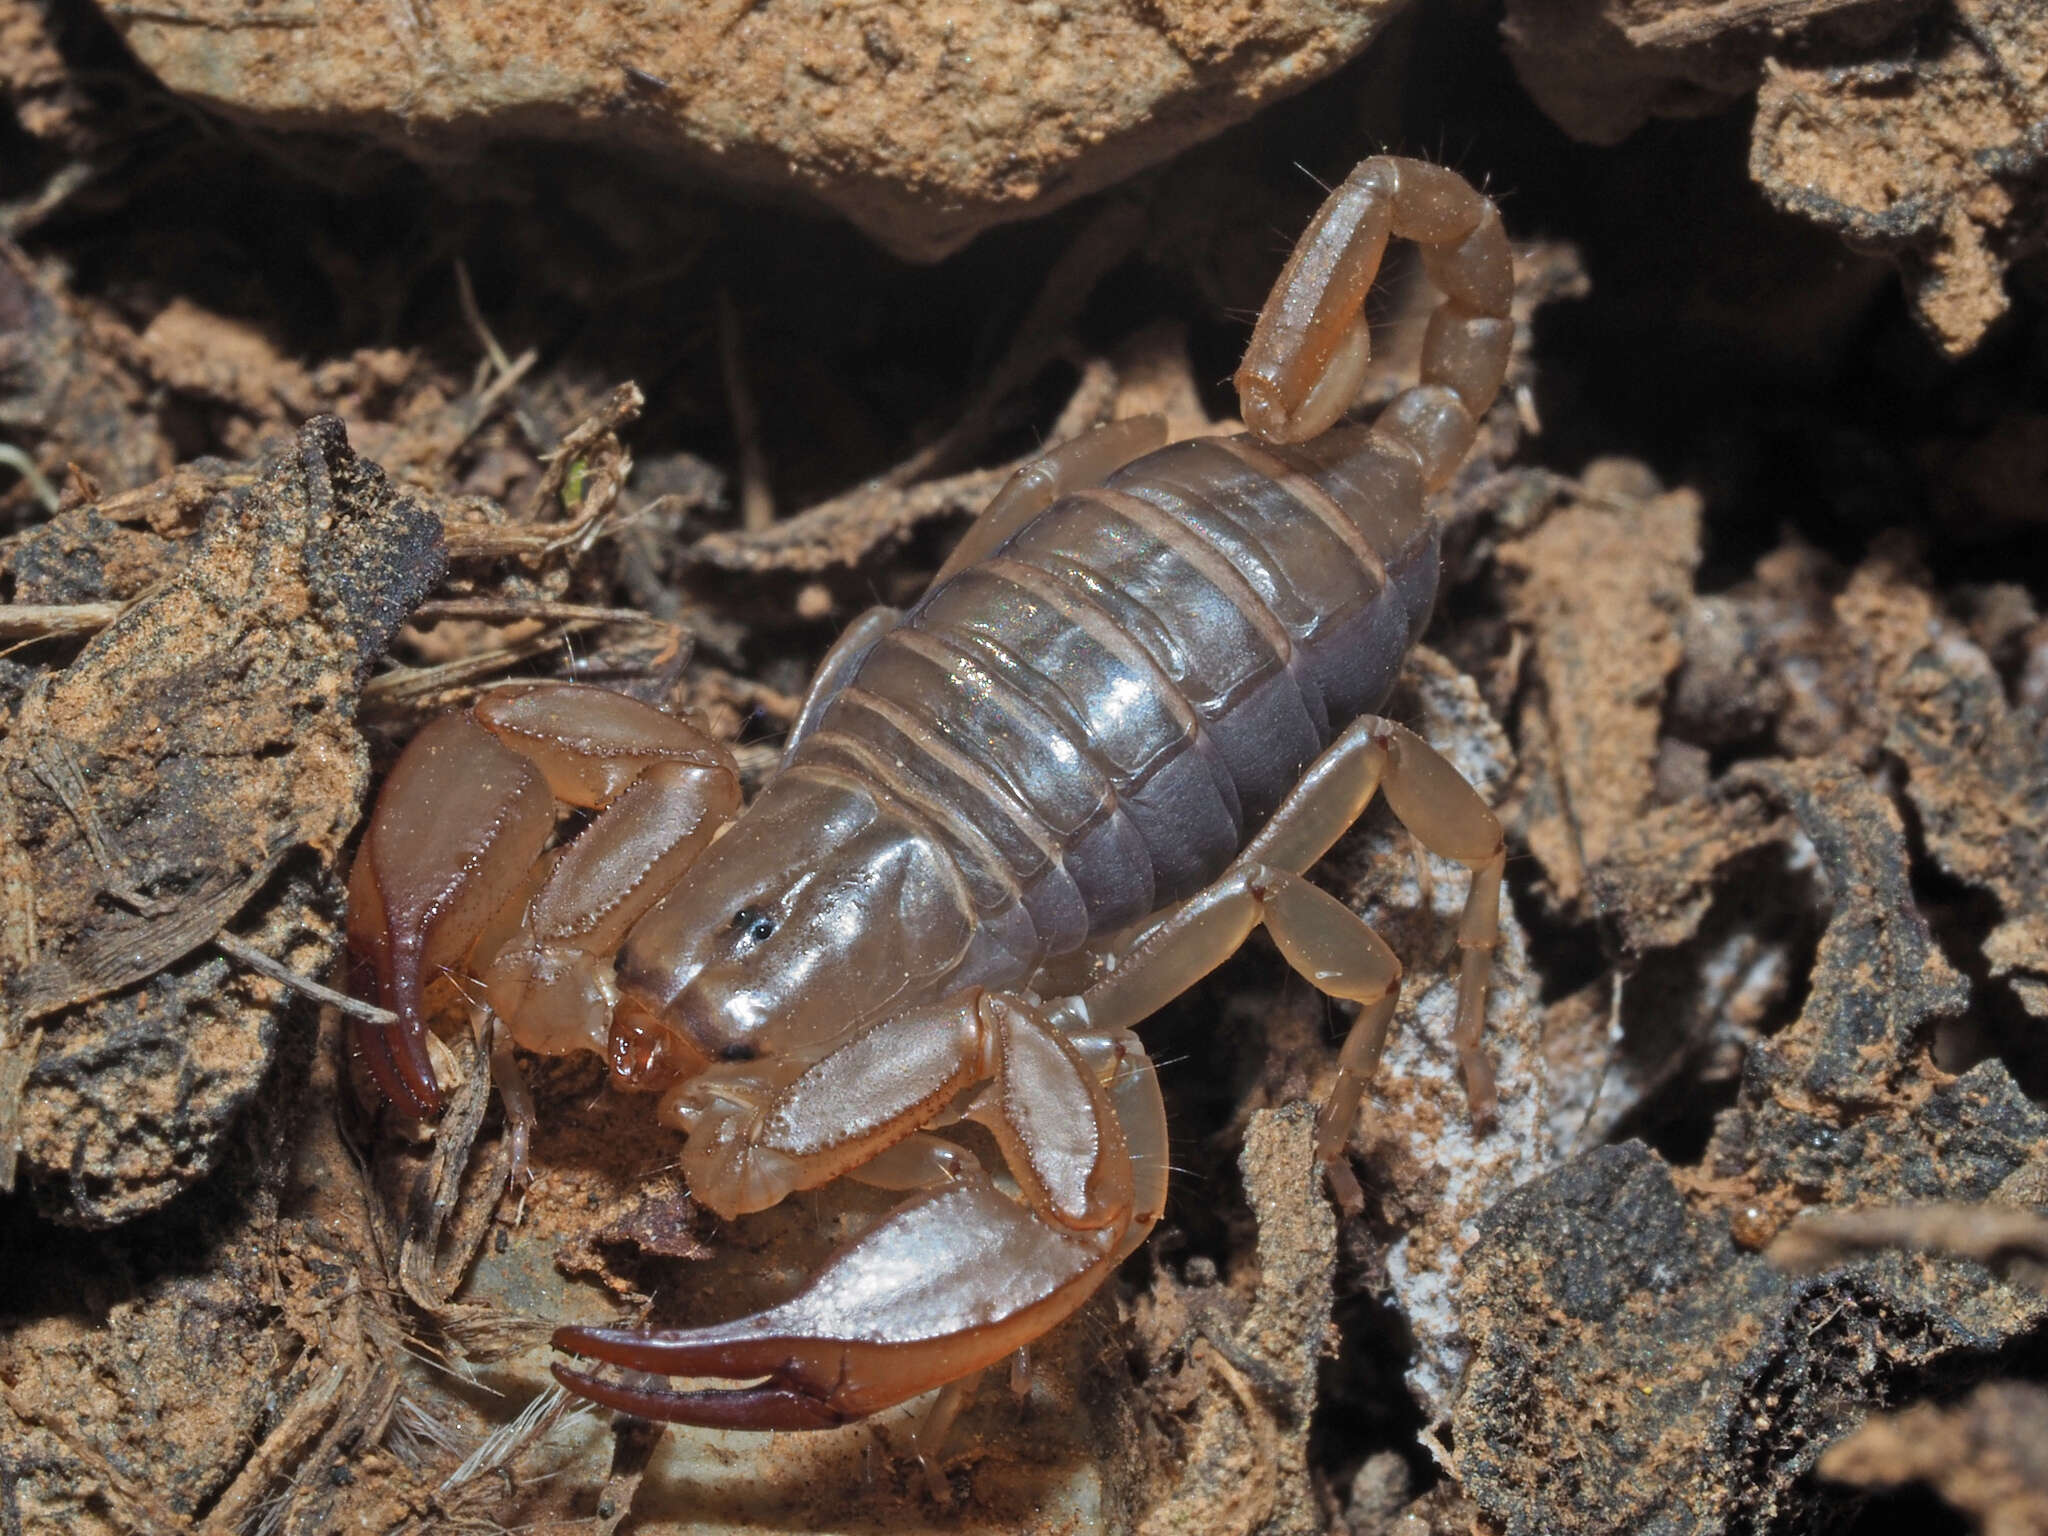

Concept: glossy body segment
[[346, 155, 1516, 1441], [764, 421, 1442, 976]]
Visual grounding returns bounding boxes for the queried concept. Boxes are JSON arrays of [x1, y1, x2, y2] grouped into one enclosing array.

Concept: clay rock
[[102, 0, 1402, 261], [1749, 0, 2048, 356], [1502, 0, 1923, 147], [1504, 0, 2046, 354]]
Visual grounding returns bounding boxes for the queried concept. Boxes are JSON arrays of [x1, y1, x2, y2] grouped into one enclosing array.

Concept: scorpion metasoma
[[345, 156, 1514, 1445]]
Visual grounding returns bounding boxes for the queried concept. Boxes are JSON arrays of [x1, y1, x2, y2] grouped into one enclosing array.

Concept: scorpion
[[345, 156, 1514, 1441]]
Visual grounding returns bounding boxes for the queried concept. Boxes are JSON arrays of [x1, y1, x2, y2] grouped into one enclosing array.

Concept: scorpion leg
[[1048, 713, 1504, 1162], [1050, 863, 1403, 1158], [346, 684, 738, 1114], [1368, 720, 1506, 1131], [553, 993, 1167, 1427], [911, 1377, 972, 1502]]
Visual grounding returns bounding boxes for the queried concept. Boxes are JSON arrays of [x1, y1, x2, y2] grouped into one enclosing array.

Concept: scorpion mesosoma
[[345, 156, 1514, 1437]]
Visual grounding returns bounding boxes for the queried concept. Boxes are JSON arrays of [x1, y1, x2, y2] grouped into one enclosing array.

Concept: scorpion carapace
[[345, 156, 1513, 1437]]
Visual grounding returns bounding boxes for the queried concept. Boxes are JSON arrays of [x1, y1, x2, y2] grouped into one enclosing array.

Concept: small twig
[[410, 597, 660, 628], [212, 931, 397, 1026], [24, 729, 169, 915], [882, 195, 1144, 489], [692, 665, 804, 725], [686, 356, 1120, 575], [454, 346, 540, 450], [361, 621, 614, 713], [717, 290, 776, 532], [440, 520, 610, 558], [1769, 1202, 2048, 1284], [0, 443, 61, 513], [453, 258, 512, 378], [450, 258, 548, 455], [196, 1363, 350, 1536], [0, 160, 94, 239], [0, 596, 660, 644], [519, 380, 644, 530], [0, 1024, 43, 1195], [477, 345, 538, 411], [0, 600, 124, 640], [1570, 968, 1625, 1156]]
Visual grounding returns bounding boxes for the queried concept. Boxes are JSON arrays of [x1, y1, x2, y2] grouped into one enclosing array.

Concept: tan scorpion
[[345, 156, 1514, 1439]]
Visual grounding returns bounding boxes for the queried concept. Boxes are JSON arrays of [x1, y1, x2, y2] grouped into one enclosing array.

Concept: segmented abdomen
[[789, 422, 1440, 961]]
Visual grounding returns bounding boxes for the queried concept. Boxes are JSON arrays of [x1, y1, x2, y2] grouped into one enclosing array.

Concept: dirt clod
[[1, 418, 442, 1223], [1506, 0, 2048, 354]]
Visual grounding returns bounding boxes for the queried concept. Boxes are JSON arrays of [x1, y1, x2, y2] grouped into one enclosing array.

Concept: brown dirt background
[[4, 2, 2048, 1533]]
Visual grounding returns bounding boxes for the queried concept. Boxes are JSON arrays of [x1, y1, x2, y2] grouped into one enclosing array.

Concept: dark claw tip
[[352, 1019, 443, 1119], [550, 1361, 852, 1432]]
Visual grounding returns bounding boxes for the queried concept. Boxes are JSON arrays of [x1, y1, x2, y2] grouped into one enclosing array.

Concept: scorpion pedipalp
[[345, 684, 738, 1113], [551, 993, 1168, 1428], [551, 1170, 1122, 1429], [346, 711, 557, 1116]]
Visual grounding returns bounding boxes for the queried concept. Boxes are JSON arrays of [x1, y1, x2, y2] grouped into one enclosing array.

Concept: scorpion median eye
[[732, 907, 776, 944]]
